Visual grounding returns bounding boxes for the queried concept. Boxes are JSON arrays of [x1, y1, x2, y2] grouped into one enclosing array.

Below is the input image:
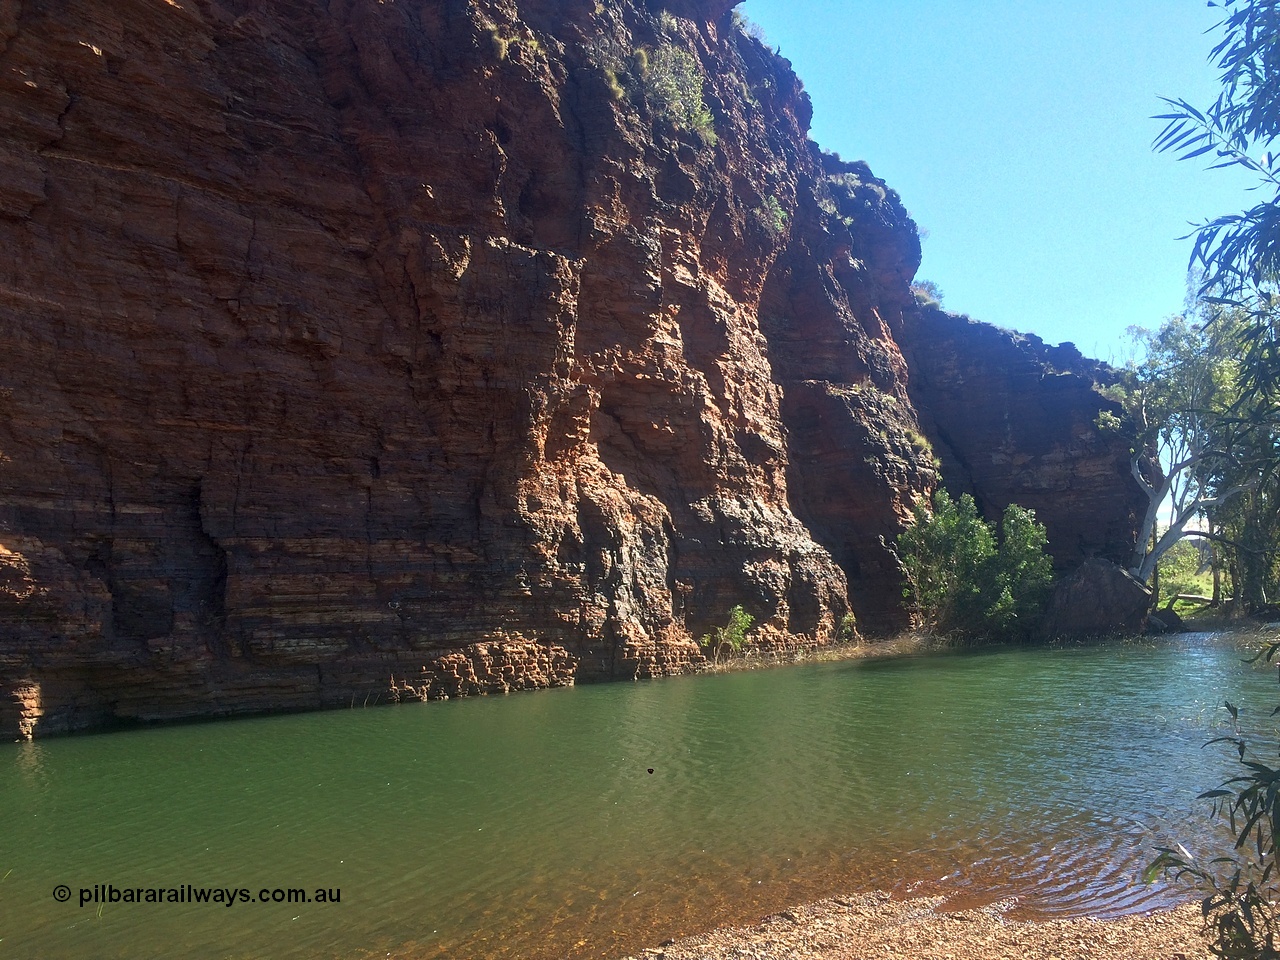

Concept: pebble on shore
[[622, 892, 1209, 960]]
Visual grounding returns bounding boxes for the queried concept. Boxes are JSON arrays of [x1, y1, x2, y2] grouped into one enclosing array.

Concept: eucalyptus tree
[[1197, 304, 1280, 608], [1148, 0, 1280, 599], [1125, 317, 1248, 585], [1148, 10, 1280, 943], [1154, 0, 1280, 301], [1123, 306, 1280, 604], [1154, 0, 1280, 410]]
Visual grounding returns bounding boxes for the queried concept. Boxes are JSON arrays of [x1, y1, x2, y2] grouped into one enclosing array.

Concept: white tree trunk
[[1128, 453, 1251, 585]]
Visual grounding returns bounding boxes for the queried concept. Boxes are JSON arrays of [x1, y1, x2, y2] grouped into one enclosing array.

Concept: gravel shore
[[622, 892, 1208, 960]]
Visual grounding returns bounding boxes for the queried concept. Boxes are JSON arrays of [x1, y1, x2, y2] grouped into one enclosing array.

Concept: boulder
[[1038, 560, 1150, 639], [1150, 604, 1186, 634]]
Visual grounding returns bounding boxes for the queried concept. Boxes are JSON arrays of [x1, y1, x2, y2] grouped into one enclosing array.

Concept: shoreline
[[620, 891, 1209, 960], [697, 631, 938, 675], [698, 623, 1218, 678]]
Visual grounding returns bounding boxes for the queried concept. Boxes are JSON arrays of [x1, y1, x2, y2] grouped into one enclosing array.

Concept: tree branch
[[1130, 454, 1156, 498], [1181, 529, 1268, 556]]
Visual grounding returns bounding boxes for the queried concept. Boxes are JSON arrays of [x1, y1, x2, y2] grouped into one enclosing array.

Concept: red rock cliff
[[0, 0, 1137, 738]]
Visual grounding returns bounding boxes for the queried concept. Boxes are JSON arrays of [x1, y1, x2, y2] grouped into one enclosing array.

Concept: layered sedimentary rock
[[900, 308, 1146, 569], [0, 0, 1140, 737]]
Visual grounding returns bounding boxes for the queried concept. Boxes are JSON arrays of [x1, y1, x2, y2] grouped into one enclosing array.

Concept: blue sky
[[741, 1, 1262, 362]]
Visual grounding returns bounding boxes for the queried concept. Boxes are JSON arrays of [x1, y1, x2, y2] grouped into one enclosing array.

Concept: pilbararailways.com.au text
[[58, 884, 341, 908]]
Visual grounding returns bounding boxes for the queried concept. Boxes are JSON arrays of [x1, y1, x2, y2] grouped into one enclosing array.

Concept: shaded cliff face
[[900, 307, 1146, 569], [0, 0, 1137, 737]]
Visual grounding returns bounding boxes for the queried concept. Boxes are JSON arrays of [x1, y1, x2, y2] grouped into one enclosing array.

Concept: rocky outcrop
[[388, 639, 578, 702], [900, 307, 1146, 570], [0, 0, 1140, 737], [1038, 559, 1152, 639]]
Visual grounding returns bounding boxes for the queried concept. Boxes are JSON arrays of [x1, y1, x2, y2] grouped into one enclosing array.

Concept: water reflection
[[13, 740, 48, 788]]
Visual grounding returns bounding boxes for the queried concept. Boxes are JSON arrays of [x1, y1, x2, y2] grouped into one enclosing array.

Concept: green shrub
[[487, 26, 542, 62], [1093, 382, 1129, 405], [1094, 409, 1124, 433], [603, 67, 625, 101], [897, 490, 1054, 641], [752, 196, 788, 236], [988, 503, 1056, 637], [489, 29, 509, 61], [910, 280, 944, 307], [838, 612, 857, 642], [642, 43, 717, 144], [1155, 538, 1213, 611], [729, 9, 769, 44], [903, 428, 933, 457], [699, 605, 754, 665]]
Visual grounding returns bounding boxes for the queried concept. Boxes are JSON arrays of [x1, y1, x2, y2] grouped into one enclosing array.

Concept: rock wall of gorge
[[0, 0, 1141, 737], [899, 308, 1147, 571]]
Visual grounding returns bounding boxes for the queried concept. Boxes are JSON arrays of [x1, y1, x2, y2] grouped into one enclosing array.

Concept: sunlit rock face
[[0, 0, 1138, 737]]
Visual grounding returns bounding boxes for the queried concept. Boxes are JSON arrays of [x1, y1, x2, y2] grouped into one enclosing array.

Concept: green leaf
[[1182, 142, 1220, 160]]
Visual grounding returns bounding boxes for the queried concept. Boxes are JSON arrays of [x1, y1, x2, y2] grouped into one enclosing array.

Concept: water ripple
[[0, 633, 1271, 960]]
